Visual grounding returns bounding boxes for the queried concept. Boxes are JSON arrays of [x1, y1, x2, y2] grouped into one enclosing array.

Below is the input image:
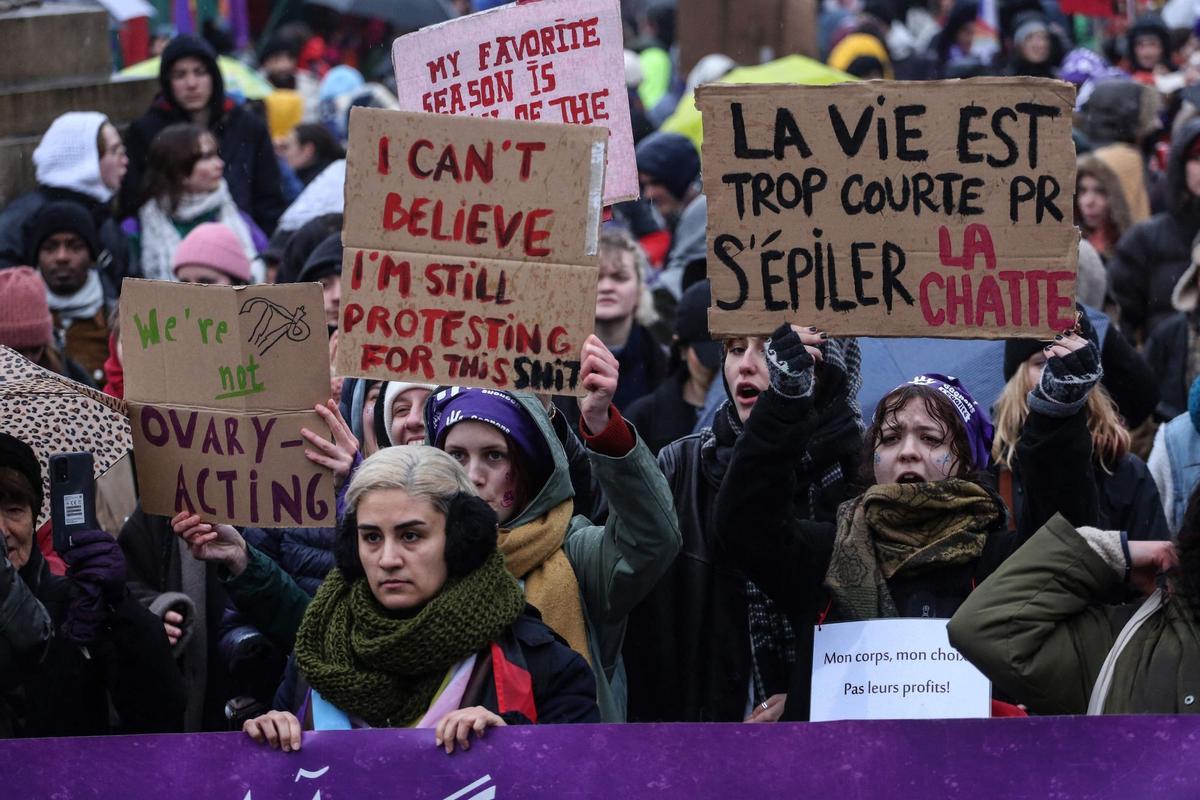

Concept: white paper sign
[[810, 618, 990, 721]]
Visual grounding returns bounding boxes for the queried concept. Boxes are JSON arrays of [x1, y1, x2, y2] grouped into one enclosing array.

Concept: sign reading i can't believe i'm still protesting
[[697, 78, 1079, 339], [120, 279, 335, 527], [336, 106, 607, 397]]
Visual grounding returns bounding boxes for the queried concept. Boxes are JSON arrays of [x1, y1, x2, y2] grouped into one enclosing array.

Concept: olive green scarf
[[294, 550, 525, 727], [824, 479, 1000, 620]]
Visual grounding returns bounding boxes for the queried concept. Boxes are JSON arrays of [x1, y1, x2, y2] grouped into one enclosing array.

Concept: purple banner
[[5, 717, 1199, 798]]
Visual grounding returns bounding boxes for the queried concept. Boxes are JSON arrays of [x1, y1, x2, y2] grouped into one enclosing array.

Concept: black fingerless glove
[[765, 324, 816, 399], [1028, 342, 1103, 418]]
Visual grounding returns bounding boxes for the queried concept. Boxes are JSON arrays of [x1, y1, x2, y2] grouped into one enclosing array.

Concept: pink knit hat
[[172, 223, 253, 284], [0, 267, 53, 349]]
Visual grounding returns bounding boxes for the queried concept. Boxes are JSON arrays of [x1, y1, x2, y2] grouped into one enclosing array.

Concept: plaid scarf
[[825, 479, 1000, 620]]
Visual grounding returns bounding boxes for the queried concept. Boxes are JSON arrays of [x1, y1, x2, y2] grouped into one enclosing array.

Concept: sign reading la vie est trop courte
[[120, 279, 335, 527], [697, 78, 1079, 339]]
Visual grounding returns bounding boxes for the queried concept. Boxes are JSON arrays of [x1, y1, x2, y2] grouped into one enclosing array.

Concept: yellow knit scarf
[[499, 499, 590, 665]]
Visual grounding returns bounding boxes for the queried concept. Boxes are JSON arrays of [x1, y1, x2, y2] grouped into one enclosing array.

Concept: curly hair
[[860, 384, 975, 486]]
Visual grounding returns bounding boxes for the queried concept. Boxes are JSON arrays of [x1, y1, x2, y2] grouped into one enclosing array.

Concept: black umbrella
[[305, 0, 453, 30]]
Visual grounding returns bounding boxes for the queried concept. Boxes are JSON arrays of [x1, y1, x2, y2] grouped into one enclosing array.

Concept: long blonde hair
[[991, 361, 1129, 473]]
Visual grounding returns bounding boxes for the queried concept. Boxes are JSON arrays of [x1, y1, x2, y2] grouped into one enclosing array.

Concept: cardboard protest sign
[[391, 0, 636, 203], [697, 78, 1078, 338], [120, 279, 335, 527], [810, 619, 991, 721], [338, 107, 606, 396]]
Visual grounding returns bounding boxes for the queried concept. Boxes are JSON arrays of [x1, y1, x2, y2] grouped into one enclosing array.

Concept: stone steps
[[0, 2, 159, 206]]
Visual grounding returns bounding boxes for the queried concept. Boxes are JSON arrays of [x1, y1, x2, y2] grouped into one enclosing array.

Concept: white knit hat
[[33, 112, 112, 203], [382, 381, 435, 445]]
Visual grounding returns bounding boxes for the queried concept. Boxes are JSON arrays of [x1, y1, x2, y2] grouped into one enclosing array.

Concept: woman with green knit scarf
[[234, 445, 599, 753]]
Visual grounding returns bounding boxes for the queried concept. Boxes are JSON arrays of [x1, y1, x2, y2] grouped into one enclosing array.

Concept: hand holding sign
[[764, 324, 823, 398], [301, 400, 359, 492], [578, 334, 619, 434], [171, 511, 249, 577]]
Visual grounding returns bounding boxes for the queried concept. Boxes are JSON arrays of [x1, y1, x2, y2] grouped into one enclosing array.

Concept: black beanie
[[635, 131, 700, 200], [1002, 303, 1098, 381], [26, 201, 100, 265], [296, 232, 343, 283], [0, 433, 43, 515]]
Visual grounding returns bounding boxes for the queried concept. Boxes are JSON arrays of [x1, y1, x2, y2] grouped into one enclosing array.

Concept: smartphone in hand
[[49, 453, 97, 554]]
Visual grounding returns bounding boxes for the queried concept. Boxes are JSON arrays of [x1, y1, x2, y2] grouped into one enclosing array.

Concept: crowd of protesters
[[1, 0, 1199, 749]]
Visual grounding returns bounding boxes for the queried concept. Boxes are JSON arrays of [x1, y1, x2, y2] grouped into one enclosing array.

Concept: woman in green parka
[[948, 488, 1196, 715]]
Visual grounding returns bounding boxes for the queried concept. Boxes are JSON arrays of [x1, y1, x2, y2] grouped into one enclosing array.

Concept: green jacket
[[222, 394, 681, 723], [947, 514, 1200, 715], [499, 394, 682, 722]]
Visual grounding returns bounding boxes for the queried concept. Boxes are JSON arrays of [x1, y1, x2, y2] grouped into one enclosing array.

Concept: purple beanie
[[428, 387, 553, 484], [898, 373, 994, 471]]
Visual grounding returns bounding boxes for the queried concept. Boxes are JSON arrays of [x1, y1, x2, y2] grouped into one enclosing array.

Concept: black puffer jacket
[[4, 546, 186, 737], [119, 35, 285, 233], [242, 525, 334, 596], [1109, 120, 1200, 341]]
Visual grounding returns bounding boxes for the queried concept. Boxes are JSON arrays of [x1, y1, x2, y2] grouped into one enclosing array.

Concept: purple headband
[[428, 387, 553, 482], [898, 373, 994, 471]]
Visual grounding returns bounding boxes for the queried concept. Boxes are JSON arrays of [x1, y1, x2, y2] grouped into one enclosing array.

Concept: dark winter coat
[[274, 606, 600, 727], [1109, 120, 1200, 341], [242, 525, 335, 597], [553, 324, 668, 432], [0, 554, 52, 738], [120, 507, 231, 731], [713, 388, 1016, 721], [622, 430, 754, 721], [119, 35, 285, 233], [625, 370, 702, 456], [1004, 423, 1170, 543], [0, 187, 132, 296], [3, 546, 185, 737], [1144, 311, 1191, 420], [623, 377, 861, 722]]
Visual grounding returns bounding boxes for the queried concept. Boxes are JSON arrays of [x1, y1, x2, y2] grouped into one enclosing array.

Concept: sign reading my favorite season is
[[391, 0, 636, 203], [120, 279, 335, 527], [696, 78, 1079, 338], [336, 107, 607, 396]]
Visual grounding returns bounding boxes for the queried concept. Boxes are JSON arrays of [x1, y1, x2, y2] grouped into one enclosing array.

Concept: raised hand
[[764, 324, 823, 398], [577, 334, 620, 434], [302, 399, 359, 492]]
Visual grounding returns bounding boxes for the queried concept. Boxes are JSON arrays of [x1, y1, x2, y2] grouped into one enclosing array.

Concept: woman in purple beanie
[[711, 320, 1105, 721]]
